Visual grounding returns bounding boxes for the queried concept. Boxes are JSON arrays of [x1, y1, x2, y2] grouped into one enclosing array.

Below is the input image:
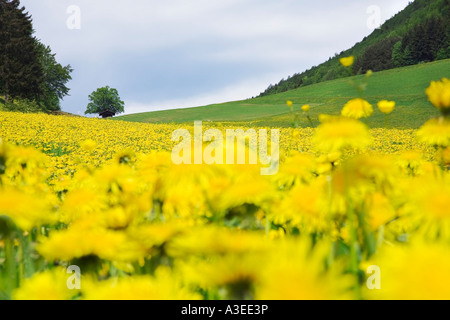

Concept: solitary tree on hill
[[85, 86, 125, 118]]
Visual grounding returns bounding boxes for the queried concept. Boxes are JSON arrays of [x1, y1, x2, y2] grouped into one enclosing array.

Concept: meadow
[[115, 59, 449, 128], [0, 62, 449, 300]]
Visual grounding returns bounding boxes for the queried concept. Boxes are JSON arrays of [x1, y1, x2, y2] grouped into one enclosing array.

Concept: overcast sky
[[20, 0, 411, 116]]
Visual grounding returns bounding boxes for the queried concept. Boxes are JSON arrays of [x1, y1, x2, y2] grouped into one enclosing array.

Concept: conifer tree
[[0, 0, 44, 103]]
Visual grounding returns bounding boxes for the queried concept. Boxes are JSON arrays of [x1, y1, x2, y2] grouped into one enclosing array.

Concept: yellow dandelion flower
[[37, 226, 146, 263], [255, 239, 355, 300], [365, 192, 397, 231], [344, 154, 400, 190], [80, 139, 97, 152], [377, 100, 395, 114], [178, 254, 264, 300], [168, 226, 268, 257], [82, 269, 200, 300], [339, 56, 354, 67], [274, 151, 317, 187], [114, 148, 136, 165], [342, 98, 373, 119], [126, 222, 184, 254], [274, 181, 329, 234], [417, 118, 450, 147], [60, 188, 107, 223], [0, 188, 56, 231], [313, 116, 372, 152], [6, 145, 47, 173], [404, 176, 450, 241], [12, 267, 79, 300], [365, 240, 450, 300], [302, 104, 310, 112], [396, 151, 425, 175], [426, 78, 450, 113]]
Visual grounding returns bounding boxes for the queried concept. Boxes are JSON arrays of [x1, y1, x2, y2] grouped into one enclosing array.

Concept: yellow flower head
[[80, 139, 97, 152], [275, 151, 317, 187], [178, 254, 264, 299], [313, 115, 372, 152], [403, 175, 450, 241], [114, 148, 136, 165], [339, 56, 354, 67], [286, 100, 293, 109], [377, 100, 395, 114], [342, 98, 373, 119], [426, 78, 450, 113], [274, 181, 329, 234], [365, 240, 450, 300], [396, 150, 425, 175], [0, 188, 56, 231], [13, 267, 79, 300], [82, 269, 201, 300], [255, 239, 355, 300], [302, 104, 310, 112], [417, 118, 450, 147], [365, 192, 397, 231], [37, 226, 146, 263], [168, 226, 268, 257]]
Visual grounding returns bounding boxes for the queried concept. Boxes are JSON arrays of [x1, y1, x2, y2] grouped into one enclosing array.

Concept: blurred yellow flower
[[426, 78, 450, 113], [178, 254, 264, 299], [365, 192, 397, 230], [13, 268, 79, 300], [342, 98, 373, 119], [339, 56, 354, 67], [80, 139, 97, 152], [255, 239, 355, 300], [37, 226, 146, 262], [314, 116, 372, 152], [286, 100, 293, 108], [82, 269, 201, 300], [417, 118, 450, 147], [274, 181, 328, 234], [0, 188, 56, 231], [365, 241, 450, 300], [377, 100, 395, 114], [302, 104, 310, 112]]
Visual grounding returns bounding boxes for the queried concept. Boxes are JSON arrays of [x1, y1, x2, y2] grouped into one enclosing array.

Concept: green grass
[[115, 59, 449, 128]]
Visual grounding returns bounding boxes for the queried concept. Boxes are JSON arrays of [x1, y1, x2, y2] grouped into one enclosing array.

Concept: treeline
[[0, 0, 72, 112], [259, 0, 450, 97], [354, 16, 449, 73]]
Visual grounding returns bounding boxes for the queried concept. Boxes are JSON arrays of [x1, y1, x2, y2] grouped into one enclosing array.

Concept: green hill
[[259, 0, 449, 97], [115, 59, 449, 128]]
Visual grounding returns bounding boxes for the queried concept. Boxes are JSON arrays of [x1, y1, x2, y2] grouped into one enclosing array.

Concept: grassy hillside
[[259, 0, 449, 96], [115, 59, 449, 129]]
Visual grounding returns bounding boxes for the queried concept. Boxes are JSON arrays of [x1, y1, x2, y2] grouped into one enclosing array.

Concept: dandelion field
[[1, 75, 450, 300]]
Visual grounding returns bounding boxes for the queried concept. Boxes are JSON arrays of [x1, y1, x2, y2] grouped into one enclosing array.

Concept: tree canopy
[[0, 0, 73, 111], [85, 86, 125, 116], [35, 41, 73, 111], [0, 0, 44, 102]]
